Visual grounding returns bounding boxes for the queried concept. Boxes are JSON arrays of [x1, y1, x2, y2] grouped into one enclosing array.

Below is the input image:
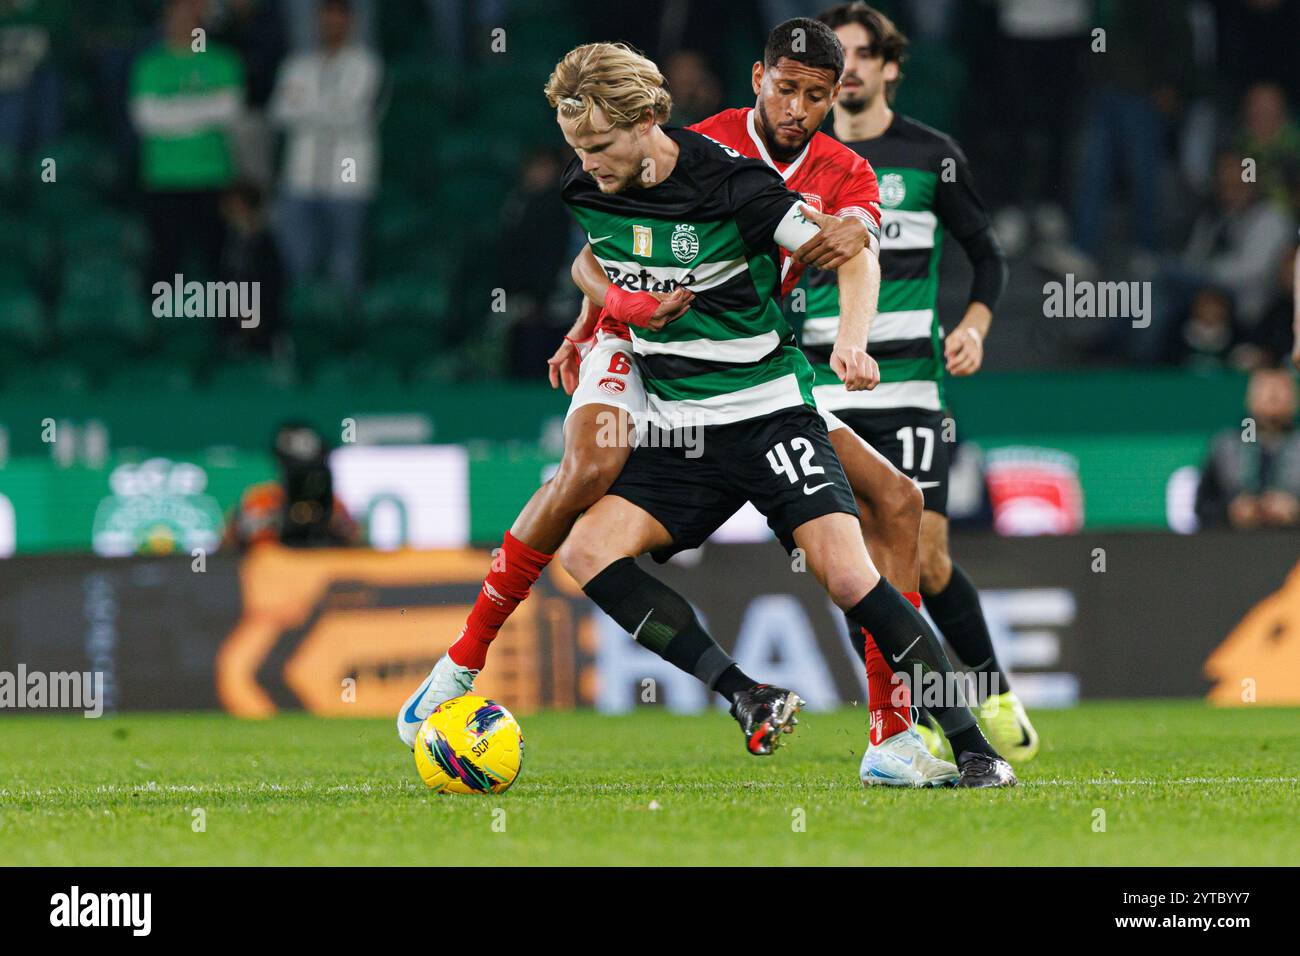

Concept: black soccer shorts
[[832, 407, 951, 515], [607, 404, 859, 560]]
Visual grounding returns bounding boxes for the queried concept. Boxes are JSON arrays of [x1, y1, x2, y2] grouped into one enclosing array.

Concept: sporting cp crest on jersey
[[879, 173, 907, 208], [670, 223, 699, 264]]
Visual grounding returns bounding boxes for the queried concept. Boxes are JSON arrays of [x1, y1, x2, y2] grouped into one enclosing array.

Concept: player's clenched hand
[[792, 206, 868, 270], [547, 336, 581, 394], [603, 285, 694, 330], [945, 325, 984, 376], [830, 343, 879, 391], [643, 287, 695, 331]]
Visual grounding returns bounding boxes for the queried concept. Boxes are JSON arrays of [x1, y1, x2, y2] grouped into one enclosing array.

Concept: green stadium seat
[[56, 256, 152, 346], [41, 133, 122, 194], [311, 353, 406, 391], [2, 358, 91, 395], [0, 214, 55, 289], [205, 357, 298, 392], [361, 274, 441, 326], [287, 280, 353, 332], [60, 210, 149, 265], [0, 284, 49, 353], [105, 356, 195, 393]]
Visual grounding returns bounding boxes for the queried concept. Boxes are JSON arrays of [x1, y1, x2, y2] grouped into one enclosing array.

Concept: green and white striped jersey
[[792, 114, 983, 413], [562, 128, 819, 427]]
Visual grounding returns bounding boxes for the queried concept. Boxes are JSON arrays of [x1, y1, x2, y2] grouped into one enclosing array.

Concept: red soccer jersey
[[688, 107, 881, 297]]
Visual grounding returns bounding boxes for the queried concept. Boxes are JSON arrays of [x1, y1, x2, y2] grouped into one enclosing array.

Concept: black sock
[[845, 613, 867, 665], [845, 577, 993, 753], [947, 725, 997, 760], [923, 563, 1010, 700], [714, 664, 758, 703], [583, 558, 755, 703]]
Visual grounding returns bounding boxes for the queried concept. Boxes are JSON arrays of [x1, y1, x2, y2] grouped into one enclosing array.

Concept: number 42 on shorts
[[766, 438, 829, 491]]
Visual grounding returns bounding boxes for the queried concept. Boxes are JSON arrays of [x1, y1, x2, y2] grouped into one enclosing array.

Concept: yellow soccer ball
[[412, 695, 523, 794]]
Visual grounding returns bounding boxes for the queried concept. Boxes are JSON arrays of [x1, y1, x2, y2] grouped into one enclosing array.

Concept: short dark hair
[[763, 17, 844, 81], [818, 2, 909, 102]]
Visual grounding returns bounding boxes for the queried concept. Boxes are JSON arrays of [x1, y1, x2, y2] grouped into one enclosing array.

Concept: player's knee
[[556, 525, 608, 586], [823, 563, 877, 610], [551, 454, 621, 513], [886, 471, 924, 534]]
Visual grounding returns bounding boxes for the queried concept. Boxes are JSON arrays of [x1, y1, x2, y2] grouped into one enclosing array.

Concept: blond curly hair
[[544, 42, 672, 133]]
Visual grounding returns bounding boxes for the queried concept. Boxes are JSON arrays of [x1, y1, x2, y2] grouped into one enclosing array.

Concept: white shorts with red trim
[[564, 331, 647, 422]]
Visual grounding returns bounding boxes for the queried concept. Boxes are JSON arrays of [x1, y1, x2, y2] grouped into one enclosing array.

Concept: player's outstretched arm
[[830, 249, 880, 393]]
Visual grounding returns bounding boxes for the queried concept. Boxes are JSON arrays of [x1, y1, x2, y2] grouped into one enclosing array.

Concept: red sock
[[448, 532, 552, 670], [866, 590, 923, 743], [864, 627, 914, 745]]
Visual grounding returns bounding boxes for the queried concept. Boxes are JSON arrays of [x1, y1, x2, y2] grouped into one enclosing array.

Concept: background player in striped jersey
[[803, 2, 1039, 761]]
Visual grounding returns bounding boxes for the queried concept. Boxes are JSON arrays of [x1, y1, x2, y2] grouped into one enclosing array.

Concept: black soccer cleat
[[730, 684, 804, 756], [955, 751, 1018, 788]]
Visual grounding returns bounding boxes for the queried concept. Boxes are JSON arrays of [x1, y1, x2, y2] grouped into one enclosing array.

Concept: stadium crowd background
[[0, 0, 1297, 545]]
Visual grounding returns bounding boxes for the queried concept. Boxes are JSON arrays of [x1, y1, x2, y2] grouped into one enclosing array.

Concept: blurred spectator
[[499, 147, 570, 378], [219, 180, 285, 355], [1141, 150, 1295, 363], [425, 0, 506, 68], [1038, 0, 1193, 279], [1235, 82, 1300, 216], [1174, 286, 1236, 368], [208, 0, 289, 188], [268, 0, 381, 297], [130, 0, 245, 288], [1180, 151, 1293, 325], [0, 0, 70, 155], [664, 50, 723, 127], [208, 0, 287, 106], [286, 0, 374, 51], [223, 422, 360, 550], [988, 0, 1089, 257], [498, 147, 568, 307], [1196, 367, 1300, 529], [1237, 243, 1299, 370]]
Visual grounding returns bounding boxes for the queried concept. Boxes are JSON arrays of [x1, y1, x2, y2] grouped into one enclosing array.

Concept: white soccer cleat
[[396, 653, 480, 748], [860, 726, 960, 788]]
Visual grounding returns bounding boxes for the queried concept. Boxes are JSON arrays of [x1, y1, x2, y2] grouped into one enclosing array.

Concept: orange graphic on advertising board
[[217, 546, 571, 717], [1205, 561, 1300, 705]]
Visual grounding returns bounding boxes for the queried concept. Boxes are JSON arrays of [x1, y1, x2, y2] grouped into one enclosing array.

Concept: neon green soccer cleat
[[977, 691, 1040, 763]]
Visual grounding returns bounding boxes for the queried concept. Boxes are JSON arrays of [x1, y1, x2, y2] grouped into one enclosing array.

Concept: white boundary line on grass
[[2, 776, 1298, 800]]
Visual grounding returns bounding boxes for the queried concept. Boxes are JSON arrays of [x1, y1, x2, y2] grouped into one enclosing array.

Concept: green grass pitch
[[1, 702, 1296, 866]]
